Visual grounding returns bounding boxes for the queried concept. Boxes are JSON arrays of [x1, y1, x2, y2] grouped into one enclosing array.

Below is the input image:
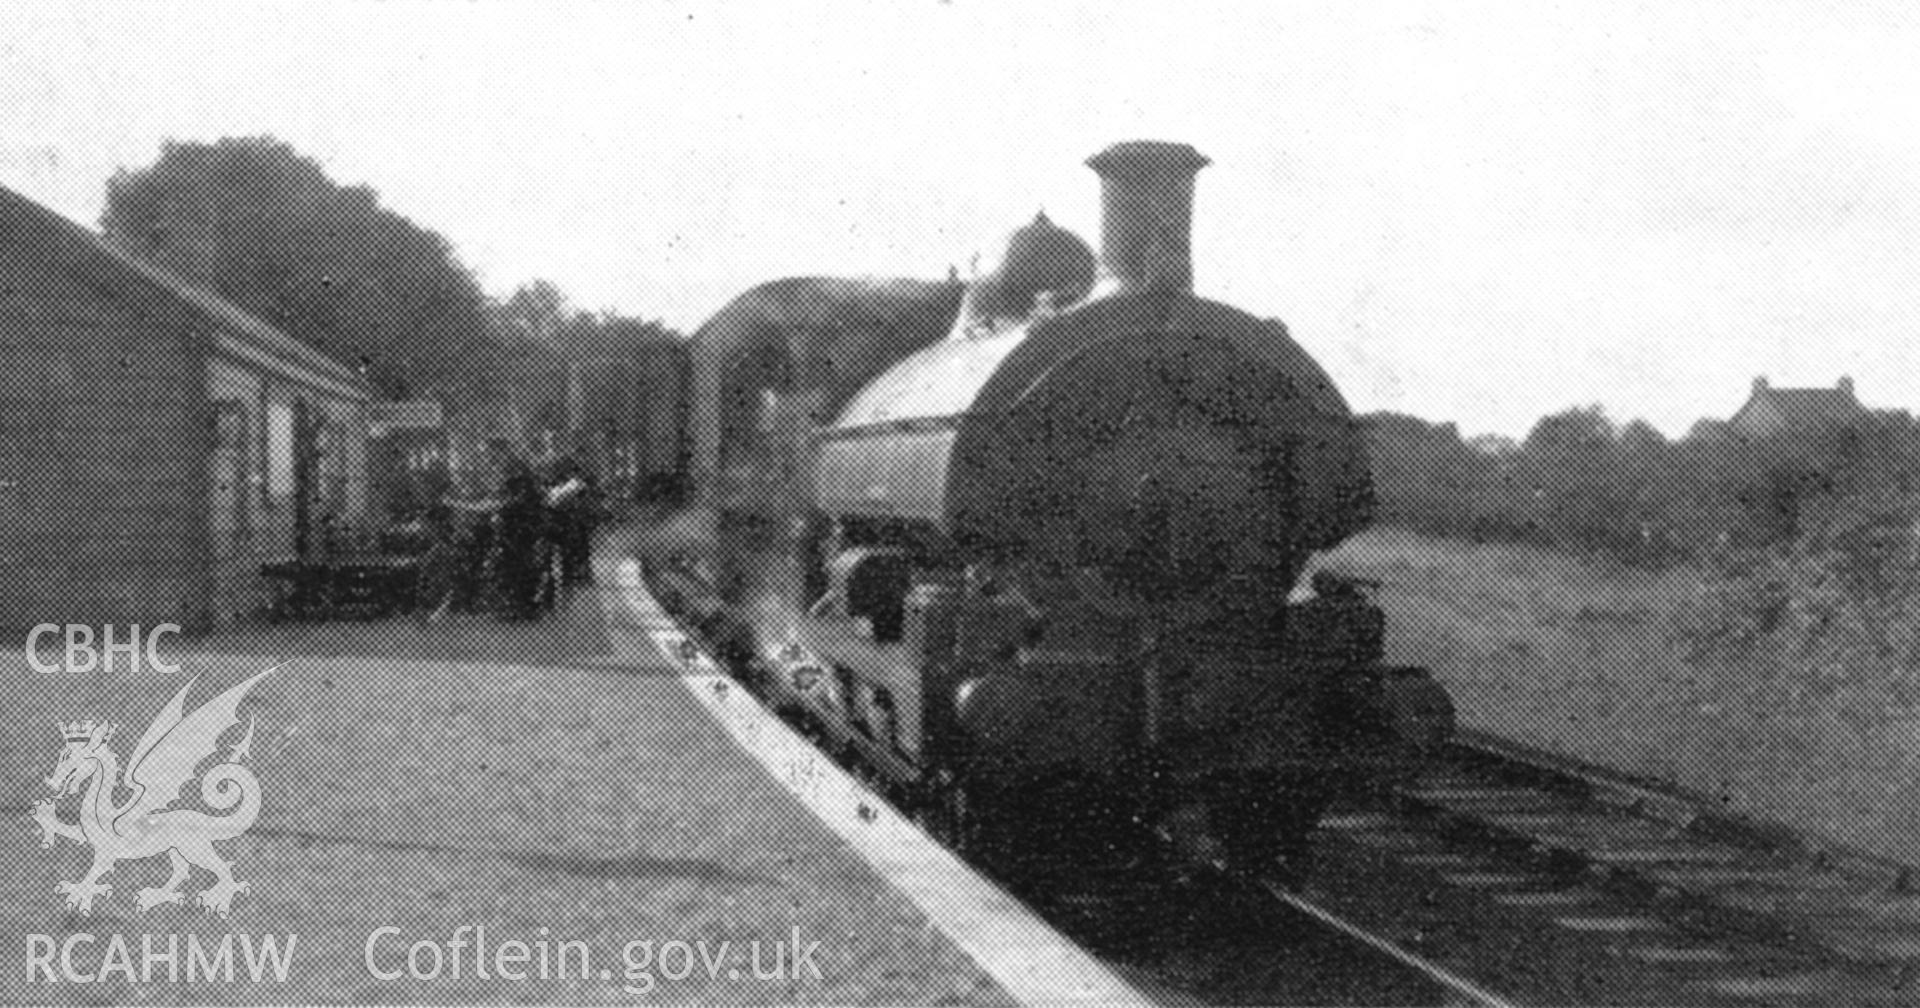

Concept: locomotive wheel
[[911, 775, 974, 853], [1209, 777, 1330, 883], [939, 779, 1045, 880]]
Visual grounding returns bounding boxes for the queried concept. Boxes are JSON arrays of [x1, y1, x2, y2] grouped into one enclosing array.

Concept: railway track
[[1266, 731, 1920, 1005], [642, 564, 1919, 1005]]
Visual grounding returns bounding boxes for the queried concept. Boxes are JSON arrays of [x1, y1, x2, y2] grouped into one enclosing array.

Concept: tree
[[1514, 406, 1629, 550], [494, 280, 678, 362], [101, 136, 496, 400], [486, 280, 686, 461]]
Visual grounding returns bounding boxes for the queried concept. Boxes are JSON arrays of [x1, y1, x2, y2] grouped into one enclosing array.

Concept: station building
[[0, 186, 372, 632]]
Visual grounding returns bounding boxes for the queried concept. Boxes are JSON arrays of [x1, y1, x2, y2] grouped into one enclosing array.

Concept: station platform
[[2, 548, 1149, 1005]]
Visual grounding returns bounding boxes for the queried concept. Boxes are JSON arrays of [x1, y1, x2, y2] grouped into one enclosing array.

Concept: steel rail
[[1260, 878, 1523, 1008]]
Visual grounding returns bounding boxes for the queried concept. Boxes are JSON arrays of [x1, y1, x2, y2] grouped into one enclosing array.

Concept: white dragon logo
[[33, 670, 272, 918]]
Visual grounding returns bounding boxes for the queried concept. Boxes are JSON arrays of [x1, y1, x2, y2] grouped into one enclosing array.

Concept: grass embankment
[[1314, 526, 1920, 866]]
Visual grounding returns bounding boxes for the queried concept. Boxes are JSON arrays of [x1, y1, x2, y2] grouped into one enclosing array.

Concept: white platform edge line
[[608, 560, 1154, 1008]]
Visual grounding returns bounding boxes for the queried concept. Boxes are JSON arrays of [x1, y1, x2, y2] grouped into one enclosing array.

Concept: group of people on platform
[[417, 445, 610, 621]]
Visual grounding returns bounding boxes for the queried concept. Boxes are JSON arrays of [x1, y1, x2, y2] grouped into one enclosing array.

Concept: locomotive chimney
[[1087, 140, 1210, 294]]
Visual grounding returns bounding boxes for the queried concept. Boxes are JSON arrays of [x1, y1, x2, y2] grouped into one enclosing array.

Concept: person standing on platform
[[493, 460, 552, 619], [544, 456, 603, 585]]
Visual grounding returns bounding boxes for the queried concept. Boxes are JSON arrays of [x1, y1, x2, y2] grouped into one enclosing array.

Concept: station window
[[265, 401, 295, 498]]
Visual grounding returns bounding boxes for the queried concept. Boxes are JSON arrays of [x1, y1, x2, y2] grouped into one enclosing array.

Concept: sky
[[5, 1, 1918, 438]]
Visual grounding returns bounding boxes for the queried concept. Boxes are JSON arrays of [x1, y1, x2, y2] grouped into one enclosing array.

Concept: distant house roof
[[0, 184, 371, 402], [1729, 376, 1865, 437]]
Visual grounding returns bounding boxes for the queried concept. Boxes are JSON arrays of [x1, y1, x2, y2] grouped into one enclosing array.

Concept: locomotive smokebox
[[1087, 140, 1210, 294]]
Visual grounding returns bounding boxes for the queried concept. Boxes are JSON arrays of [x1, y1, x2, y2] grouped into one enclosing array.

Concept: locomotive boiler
[[665, 141, 1452, 872]]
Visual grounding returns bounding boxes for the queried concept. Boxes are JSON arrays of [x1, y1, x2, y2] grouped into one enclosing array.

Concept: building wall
[[2, 189, 373, 632], [1730, 398, 1787, 438], [569, 349, 689, 484], [206, 356, 265, 622], [633, 343, 690, 480], [0, 258, 208, 628], [301, 384, 371, 549], [204, 352, 372, 625]]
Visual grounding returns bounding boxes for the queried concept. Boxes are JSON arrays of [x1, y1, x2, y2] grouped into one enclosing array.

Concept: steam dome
[[974, 212, 1095, 321]]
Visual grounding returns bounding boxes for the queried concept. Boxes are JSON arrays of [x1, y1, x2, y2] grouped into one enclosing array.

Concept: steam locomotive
[[655, 142, 1452, 873]]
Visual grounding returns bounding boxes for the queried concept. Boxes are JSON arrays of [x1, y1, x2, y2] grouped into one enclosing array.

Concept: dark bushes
[[1366, 408, 1920, 694], [1362, 407, 1920, 571]]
